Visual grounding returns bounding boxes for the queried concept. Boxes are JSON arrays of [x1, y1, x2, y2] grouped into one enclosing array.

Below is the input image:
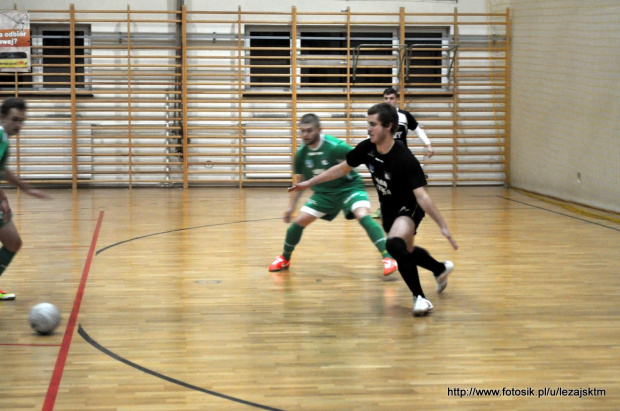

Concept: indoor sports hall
[[0, 0, 618, 409]]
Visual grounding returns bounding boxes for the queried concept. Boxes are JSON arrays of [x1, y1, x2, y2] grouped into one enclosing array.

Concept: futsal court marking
[[96, 217, 280, 255], [89, 217, 286, 410], [0, 342, 61, 347], [79, 195, 620, 409], [42, 211, 105, 411], [78, 325, 284, 411], [500, 195, 620, 233]]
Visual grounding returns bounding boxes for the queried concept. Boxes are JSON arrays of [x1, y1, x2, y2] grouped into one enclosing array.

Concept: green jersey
[[294, 134, 363, 194], [0, 127, 9, 178]]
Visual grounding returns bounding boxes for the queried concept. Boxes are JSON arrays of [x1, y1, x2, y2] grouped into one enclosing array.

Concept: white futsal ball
[[29, 303, 61, 335]]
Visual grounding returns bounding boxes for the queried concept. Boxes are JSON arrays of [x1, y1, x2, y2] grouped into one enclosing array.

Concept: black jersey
[[346, 138, 426, 215], [394, 108, 419, 146]]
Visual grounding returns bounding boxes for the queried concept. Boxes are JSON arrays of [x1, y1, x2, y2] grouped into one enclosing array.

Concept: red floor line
[[42, 211, 104, 411]]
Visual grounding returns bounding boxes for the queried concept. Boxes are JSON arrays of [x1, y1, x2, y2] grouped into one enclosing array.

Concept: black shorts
[[381, 204, 425, 234]]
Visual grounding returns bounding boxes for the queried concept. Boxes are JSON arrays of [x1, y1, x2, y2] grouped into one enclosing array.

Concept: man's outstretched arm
[[288, 161, 354, 192]]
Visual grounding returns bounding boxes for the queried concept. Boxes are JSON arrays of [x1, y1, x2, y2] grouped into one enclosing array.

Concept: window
[[244, 26, 449, 91], [40, 29, 86, 88], [0, 71, 30, 89], [300, 31, 393, 86], [0, 24, 90, 91], [405, 32, 444, 88], [248, 31, 290, 86]]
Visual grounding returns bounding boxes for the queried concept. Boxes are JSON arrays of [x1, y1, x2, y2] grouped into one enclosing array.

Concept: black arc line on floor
[[78, 325, 284, 411], [96, 217, 281, 255]]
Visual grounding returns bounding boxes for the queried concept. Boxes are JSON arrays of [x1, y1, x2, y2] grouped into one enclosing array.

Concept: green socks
[[282, 222, 305, 261], [359, 215, 391, 258]]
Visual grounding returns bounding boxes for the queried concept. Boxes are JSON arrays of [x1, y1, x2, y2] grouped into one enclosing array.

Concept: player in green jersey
[[268, 113, 398, 278], [0, 97, 49, 300]]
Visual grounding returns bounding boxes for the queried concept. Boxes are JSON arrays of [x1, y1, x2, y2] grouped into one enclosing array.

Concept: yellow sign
[[0, 59, 28, 67]]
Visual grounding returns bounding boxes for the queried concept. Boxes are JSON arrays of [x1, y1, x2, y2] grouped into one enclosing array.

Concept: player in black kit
[[372, 87, 434, 219], [383, 87, 434, 155], [289, 103, 457, 316]]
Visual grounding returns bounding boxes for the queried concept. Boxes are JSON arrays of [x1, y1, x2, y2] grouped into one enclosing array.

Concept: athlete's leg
[[0, 220, 22, 300], [384, 216, 425, 297], [351, 203, 390, 259], [413, 246, 447, 276], [386, 217, 433, 315], [400, 209, 446, 276], [353, 205, 398, 277], [398, 214, 453, 293], [282, 211, 316, 260], [0, 220, 22, 277], [270, 191, 340, 272]]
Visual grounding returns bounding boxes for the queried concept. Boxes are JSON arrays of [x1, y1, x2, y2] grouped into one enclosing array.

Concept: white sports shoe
[[435, 261, 454, 294], [0, 290, 16, 300], [413, 295, 433, 316]]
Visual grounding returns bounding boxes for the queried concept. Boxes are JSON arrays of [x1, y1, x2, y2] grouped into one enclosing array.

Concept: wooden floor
[[0, 186, 618, 410]]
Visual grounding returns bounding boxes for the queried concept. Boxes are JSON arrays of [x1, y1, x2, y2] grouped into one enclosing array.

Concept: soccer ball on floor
[[29, 303, 61, 335]]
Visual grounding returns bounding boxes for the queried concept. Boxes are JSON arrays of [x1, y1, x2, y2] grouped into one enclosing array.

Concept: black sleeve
[[405, 111, 418, 131], [346, 138, 370, 168]]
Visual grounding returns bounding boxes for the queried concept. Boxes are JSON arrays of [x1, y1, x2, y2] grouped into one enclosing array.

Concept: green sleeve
[[293, 147, 304, 175], [0, 138, 9, 178], [333, 139, 353, 159]]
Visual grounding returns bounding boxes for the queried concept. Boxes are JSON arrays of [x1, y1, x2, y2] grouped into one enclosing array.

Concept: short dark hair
[[299, 113, 321, 129], [1, 97, 27, 116], [368, 103, 398, 135], [383, 87, 399, 98]]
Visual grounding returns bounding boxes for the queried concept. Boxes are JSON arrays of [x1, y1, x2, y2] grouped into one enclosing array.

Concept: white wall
[[489, 0, 620, 212]]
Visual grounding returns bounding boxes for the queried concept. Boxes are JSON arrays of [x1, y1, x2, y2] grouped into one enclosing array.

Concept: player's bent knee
[[8, 236, 22, 252], [294, 214, 315, 227], [0, 232, 22, 252], [386, 237, 408, 259], [353, 208, 371, 220]]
